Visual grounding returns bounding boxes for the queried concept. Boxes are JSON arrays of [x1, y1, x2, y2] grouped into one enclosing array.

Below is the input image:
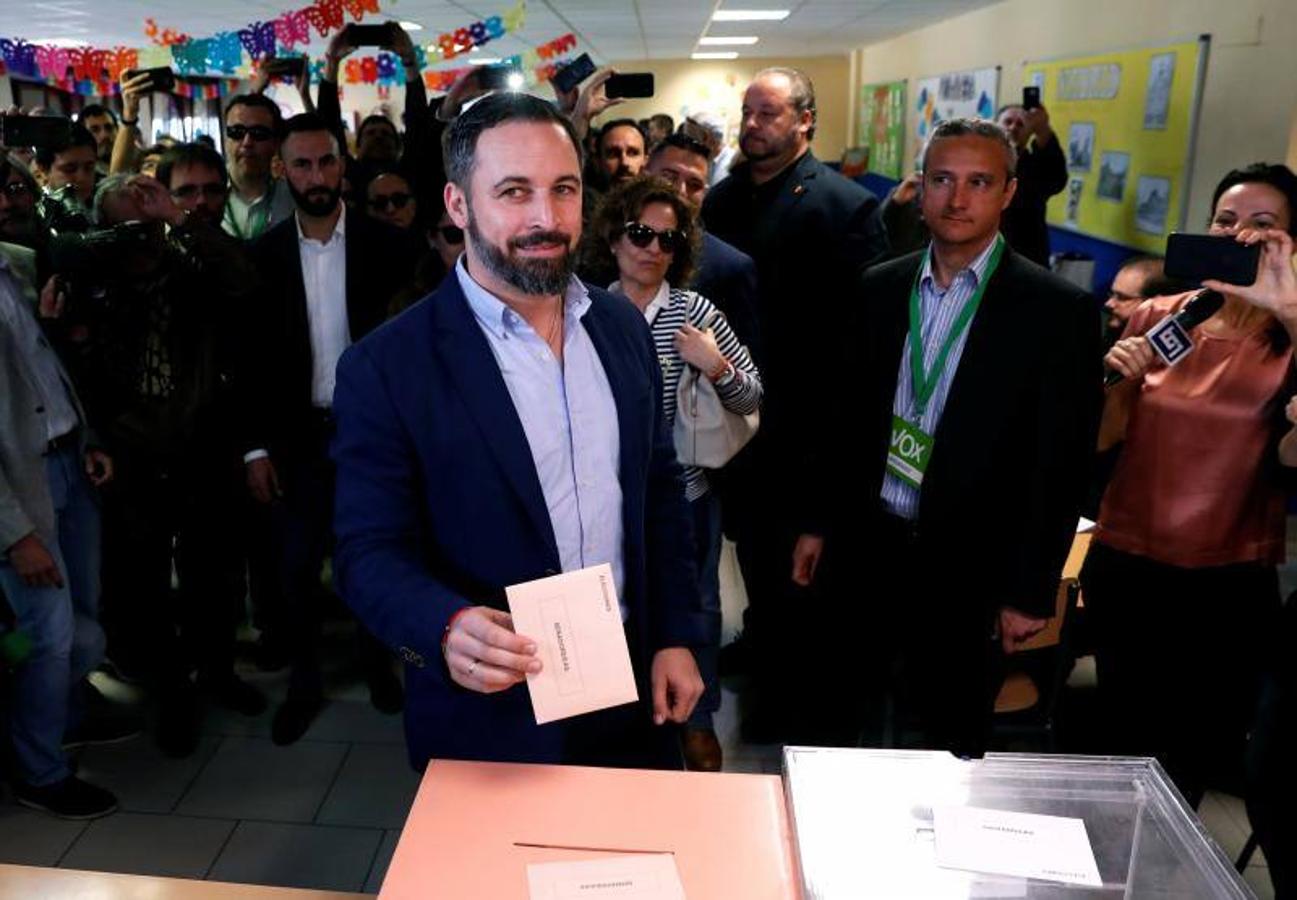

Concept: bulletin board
[[1025, 37, 1210, 253], [858, 80, 906, 180], [913, 65, 999, 168]]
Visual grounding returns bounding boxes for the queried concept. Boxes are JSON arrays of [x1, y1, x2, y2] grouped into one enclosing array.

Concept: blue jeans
[[0, 446, 104, 786], [687, 491, 723, 729]]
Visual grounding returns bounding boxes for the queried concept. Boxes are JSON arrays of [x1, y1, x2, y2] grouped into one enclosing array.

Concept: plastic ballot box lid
[[379, 759, 802, 899], [782, 748, 1253, 899]]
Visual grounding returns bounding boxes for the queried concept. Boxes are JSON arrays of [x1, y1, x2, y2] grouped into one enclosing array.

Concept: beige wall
[[597, 55, 853, 163], [850, 0, 1297, 230]]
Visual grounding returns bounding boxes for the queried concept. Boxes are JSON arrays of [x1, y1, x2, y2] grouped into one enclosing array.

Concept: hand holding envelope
[[443, 606, 543, 693]]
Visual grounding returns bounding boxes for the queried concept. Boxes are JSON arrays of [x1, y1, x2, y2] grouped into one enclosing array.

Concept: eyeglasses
[[171, 183, 228, 200], [438, 224, 464, 244], [369, 192, 412, 212], [623, 221, 687, 254], [225, 124, 275, 143]]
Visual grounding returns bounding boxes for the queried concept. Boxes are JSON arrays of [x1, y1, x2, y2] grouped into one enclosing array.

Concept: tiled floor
[[0, 542, 1281, 897]]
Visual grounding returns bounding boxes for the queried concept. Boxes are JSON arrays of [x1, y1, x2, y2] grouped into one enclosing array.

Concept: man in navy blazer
[[331, 92, 706, 770]]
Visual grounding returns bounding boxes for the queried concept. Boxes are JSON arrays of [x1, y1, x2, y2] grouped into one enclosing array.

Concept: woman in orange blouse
[[1086, 163, 1297, 807]]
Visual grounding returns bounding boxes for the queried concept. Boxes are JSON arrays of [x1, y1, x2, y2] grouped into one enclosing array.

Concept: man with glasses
[[222, 94, 294, 242], [0, 153, 41, 247], [75, 173, 266, 757], [156, 143, 230, 229]]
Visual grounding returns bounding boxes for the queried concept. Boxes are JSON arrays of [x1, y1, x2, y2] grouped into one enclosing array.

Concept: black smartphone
[[1164, 232, 1262, 286], [125, 66, 176, 93], [551, 53, 595, 94], [347, 23, 392, 47], [264, 56, 307, 78], [605, 72, 654, 99], [1022, 85, 1041, 110], [476, 65, 522, 90], [0, 115, 73, 149]]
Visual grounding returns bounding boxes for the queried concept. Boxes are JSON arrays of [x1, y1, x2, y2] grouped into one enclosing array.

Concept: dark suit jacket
[[691, 232, 761, 365], [242, 208, 420, 461], [1001, 136, 1068, 266], [702, 152, 887, 515], [330, 274, 705, 767], [808, 246, 1103, 619]]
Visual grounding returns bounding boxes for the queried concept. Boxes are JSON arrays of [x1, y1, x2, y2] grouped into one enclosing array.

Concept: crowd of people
[[0, 42, 1293, 895]]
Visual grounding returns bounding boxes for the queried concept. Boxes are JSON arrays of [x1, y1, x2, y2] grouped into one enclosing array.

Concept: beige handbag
[[672, 310, 759, 468]]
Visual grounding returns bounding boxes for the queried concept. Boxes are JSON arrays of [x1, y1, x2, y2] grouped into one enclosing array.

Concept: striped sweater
[[614, 282, 763, 501]]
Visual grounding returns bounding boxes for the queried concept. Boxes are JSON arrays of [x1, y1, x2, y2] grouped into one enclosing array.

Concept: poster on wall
[[858, 79, 906, 179], [913, 65, 999, 165], [1025, 37, 1209, 253]]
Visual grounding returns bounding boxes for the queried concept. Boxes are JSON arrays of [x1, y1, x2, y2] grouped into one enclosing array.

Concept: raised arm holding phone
[[1085, 162, 1297, 809]]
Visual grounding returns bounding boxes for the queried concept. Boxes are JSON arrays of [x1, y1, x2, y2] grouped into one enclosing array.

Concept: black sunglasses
[[369, 192, 412, 212], [225, 124, 275, 143], [438, 224, 464, 244], [2, 181, 32, 198], [623, 221, 687, 254]]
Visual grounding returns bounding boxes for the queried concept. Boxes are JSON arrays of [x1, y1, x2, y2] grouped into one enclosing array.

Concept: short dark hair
[[442, 91, 582, 188], [648, 132, 711, 165], [78, 104, 115, 125], [1210, 163, 1297, 237], [280, 112, 340, 153], [358, 115, 398, 142], [995, 104, 1024, 119], [921, 117, 1018, 180], [597, 118, 646, 155], [755, 66, 817, 141], [649, 113, 674, 134], [34, 124, 97, 170], [224, 93, 284, 131], [155, 142, 228, 190], [583, 174, 702, 287]]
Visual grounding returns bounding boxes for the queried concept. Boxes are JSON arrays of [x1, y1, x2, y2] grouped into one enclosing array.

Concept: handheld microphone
[[1104, 289, 1225, 387]]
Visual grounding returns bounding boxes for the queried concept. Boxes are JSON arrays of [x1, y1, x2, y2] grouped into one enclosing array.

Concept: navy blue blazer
[[331, 272, 705, 768], [691, 232, 762, 366]]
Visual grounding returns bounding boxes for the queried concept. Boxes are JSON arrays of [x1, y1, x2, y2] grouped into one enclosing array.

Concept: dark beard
[[739, 128, 797, 163], [467, 216, 575, 297], [287, 180, 341, 217]]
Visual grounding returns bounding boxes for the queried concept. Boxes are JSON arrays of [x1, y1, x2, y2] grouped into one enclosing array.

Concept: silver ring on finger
[[466, 658, 479, 677]]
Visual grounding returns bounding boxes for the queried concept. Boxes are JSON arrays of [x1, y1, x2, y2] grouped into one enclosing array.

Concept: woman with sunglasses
[[1086, 163, 1297, 808], [584, 175, 762, 772], [365, 170, 419, 231]]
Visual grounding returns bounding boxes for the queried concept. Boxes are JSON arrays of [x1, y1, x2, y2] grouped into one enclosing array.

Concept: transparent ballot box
[[782, 748, 1252, 899]]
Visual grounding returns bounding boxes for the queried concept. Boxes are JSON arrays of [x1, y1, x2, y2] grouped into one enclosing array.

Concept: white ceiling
[[2, 0, 1001, 65]]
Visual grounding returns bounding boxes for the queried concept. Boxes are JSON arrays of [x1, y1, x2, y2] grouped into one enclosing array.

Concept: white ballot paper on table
[[506, 563, 638, 725], [526, 854, 687, 900], [933, 805, 1103, 888]]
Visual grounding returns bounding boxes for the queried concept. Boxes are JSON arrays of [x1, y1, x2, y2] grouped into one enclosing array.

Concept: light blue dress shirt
[[881, 235, 1001, 520], [456, 259, 627, 615]]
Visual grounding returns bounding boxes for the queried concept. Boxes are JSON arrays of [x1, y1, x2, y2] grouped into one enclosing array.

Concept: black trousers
[[1083, 541, 1281, 806], [269, 423, 391, 703], [100, 447, 244, 691]]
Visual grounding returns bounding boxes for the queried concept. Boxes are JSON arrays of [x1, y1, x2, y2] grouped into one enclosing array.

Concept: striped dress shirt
[[881, 235, 1002, 520], [613, 281, 762, 501]]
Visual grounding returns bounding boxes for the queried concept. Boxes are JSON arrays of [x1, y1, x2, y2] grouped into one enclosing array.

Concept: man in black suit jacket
[[700, 67, 887, 742], [793, 119, 1102, 756], [645, 132, 761, 361], [242, 114, 421, 745]]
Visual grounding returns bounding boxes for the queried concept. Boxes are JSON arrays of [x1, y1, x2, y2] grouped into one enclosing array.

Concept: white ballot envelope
[[526, 854, 687, 900], [934, 806, 1103, 888], [506, 564, 638, 725]]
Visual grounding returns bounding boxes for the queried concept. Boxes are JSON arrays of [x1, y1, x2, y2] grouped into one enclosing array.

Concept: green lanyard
[[225, 180, 276, 241], [906, 234, 1004, 420]]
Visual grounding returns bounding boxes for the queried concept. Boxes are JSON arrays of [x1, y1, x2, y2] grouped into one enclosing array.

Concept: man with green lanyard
[[222, 94, 295, 242], [792, 117, 1102, 756]]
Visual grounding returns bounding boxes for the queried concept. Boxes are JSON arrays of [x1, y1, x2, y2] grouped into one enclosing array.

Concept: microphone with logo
[[1103, 289, 1225, 387]]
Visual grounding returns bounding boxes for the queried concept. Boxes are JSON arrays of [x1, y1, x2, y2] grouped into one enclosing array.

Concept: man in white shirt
[[242, 114, 422, 745]]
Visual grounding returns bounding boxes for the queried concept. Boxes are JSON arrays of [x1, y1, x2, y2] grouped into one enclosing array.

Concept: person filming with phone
[[996, 92, 1067, 265], [1085, 162, 1297, 808]]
